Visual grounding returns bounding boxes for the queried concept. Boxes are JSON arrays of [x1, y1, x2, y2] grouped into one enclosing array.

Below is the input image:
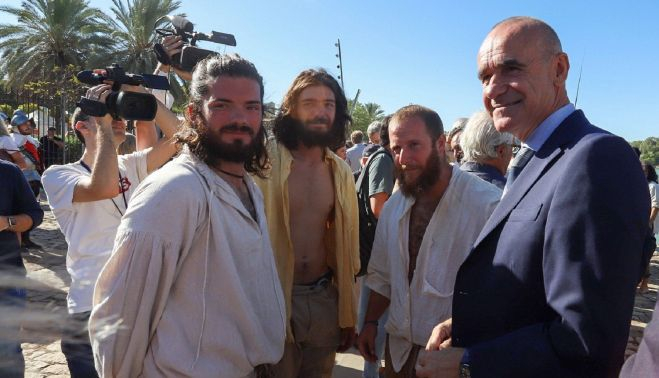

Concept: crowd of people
[[1, 16, 658, 378]]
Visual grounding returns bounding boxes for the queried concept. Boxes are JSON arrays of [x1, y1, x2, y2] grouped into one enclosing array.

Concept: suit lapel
[[471, 110, 590, 248]]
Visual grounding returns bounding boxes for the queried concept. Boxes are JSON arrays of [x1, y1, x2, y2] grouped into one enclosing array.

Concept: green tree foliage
[[348, 100, 385, 134], [0, 104, 13, 115], [106, 0, 181, 73], [0, 0, 112, 88], [105, 0, 187, 108], [631, 137, 659, 166]]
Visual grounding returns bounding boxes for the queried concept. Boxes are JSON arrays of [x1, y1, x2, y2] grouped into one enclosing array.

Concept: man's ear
[[436, 133, 447, 154], [554, 52, 570, 84]]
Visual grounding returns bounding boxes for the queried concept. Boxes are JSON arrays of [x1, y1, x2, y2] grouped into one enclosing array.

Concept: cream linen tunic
[[366, 165, 501, 372], [89, 151, 286, 377]]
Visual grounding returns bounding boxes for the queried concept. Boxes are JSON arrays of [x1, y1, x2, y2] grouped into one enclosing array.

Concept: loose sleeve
[[89, 230, 181, 378], [89, 166, 203, 377]]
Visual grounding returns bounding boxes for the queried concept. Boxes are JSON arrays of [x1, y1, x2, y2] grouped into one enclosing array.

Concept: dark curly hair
[[175, 54, 269, 177], [272, 69, 350, 150]]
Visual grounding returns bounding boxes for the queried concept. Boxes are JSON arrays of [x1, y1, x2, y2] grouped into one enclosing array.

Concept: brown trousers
[[272, 282, 341, 378]]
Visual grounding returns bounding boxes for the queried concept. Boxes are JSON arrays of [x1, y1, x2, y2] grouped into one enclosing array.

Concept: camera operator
[[154, 35, 193, 81], [41, 82, 179, 378]]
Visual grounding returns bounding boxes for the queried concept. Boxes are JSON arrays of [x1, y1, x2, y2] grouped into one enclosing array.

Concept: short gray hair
[[448, 118, 468, 141], [461, 110, 513, 162], [367, 120, 383, 137]]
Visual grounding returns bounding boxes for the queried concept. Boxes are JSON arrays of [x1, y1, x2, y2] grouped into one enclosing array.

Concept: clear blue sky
[[2, 0, 658, 141]]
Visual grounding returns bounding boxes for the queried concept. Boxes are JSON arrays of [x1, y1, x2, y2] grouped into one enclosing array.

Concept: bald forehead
[[484, 18, 562, 55]]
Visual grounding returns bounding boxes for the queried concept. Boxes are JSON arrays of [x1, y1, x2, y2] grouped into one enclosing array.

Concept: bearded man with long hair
[[89, 54, 286, 377], [255, 69, 360, 377]]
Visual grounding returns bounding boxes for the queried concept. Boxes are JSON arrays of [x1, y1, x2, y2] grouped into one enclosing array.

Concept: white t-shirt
[[9, 133, 38, 170], [0, 135, 19, 152], [650, 181, 659, 233], [42, 150, 149, 313]]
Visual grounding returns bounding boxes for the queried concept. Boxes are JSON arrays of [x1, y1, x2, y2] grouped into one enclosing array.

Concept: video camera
[[76, 64, 170, 121], [154, 15, 237, 72]]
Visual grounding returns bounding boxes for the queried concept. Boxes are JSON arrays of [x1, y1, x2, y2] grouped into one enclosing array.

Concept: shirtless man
[[256, 69, 359, 377]]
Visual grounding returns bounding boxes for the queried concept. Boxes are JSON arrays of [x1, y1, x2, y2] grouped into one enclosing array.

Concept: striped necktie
[[503, 146, 535, 196]]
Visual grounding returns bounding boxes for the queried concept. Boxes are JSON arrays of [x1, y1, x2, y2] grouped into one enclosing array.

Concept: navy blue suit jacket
[[452, 111, 650, 377]]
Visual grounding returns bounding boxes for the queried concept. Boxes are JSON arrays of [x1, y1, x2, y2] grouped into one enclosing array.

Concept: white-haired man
[[459, 110, 515, 190], [367, 120, 382, 145]]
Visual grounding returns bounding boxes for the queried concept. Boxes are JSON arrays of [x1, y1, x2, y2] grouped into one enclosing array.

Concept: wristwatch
[[459, 362, 471, 378], [7, 216, 17, 231]]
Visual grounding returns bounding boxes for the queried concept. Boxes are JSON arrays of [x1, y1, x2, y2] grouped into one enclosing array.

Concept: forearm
[[1, 214, 34, 233], [10, 152, 28, 170], [90, 122, 120, 197], [364, 290, 390, 323], [134, 120, 159, 151], [153, 100, 180, 139], [370, 192, 389, 219], [650, 207, 658, 224]]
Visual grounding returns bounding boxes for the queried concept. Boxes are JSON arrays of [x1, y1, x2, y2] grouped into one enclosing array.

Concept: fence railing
[[0, 86, 85, 165]]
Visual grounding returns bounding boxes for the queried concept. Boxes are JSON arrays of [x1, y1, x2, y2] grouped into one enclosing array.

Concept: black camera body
[[76, 64, 170, 121], [154, 15, 236, 72]]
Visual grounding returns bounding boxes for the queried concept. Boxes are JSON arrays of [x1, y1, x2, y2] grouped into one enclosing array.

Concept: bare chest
[[407, 199, 439, 282], [287, 161, 335, 220]]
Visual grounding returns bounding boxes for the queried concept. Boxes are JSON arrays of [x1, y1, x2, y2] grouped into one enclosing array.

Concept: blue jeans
[[61, 311, 98, 378], [0, 287, 26, 378], [357, 278, 388, 378]]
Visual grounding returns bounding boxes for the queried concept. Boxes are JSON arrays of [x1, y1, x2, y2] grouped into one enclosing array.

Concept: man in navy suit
[[416, 17, 650, 378]]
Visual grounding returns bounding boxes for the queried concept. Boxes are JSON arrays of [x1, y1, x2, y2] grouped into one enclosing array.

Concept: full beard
[[199, 122, 261, 165], [395, 147, 441, 197], [282, 115, 335, 148]]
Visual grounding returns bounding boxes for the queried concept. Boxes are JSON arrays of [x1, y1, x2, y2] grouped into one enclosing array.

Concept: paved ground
[[18, 202, 658, 377]]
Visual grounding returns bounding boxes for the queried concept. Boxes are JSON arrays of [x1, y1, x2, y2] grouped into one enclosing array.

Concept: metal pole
[[335, 39, 345, 91]]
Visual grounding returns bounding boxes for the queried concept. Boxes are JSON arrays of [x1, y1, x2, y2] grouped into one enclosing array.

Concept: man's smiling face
[[477, 23, 564, 141]]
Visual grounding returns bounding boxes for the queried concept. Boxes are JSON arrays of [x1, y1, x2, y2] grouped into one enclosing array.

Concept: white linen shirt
[[366, 165, 501, 372], [89, 150, 287, 378]]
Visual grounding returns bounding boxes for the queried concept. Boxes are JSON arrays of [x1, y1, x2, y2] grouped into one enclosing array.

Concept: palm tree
[[105, 0, 186, 105], [0, 0, 112, 88], [363, 102, 385, 122], [106, 0, 181, 74]]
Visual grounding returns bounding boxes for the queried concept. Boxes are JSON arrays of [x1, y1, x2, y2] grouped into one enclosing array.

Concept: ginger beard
[[395, 144, 442, 198]]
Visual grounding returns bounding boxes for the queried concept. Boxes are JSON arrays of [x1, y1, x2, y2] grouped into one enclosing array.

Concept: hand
[[158, 35, 193, 81], [85, 84, 114, 127], [337, 327, 355, 353], [162, 35, 184, 60], [426, 318, 452, 350], [415, 347, 465, 378], [356, 323, 378, 362]]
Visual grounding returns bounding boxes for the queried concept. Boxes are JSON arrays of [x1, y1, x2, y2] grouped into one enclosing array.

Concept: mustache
[[307, 116, 331, 126], [219, 123, 254, 135]]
